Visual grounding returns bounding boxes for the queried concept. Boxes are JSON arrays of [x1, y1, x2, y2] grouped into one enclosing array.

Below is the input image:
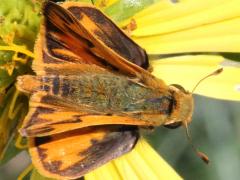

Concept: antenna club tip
[[191, 68, 223, 93], [214, 68, 223, 75], [197, 151, 210, 164]]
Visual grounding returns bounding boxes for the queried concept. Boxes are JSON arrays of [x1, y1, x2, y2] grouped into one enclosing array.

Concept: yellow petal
[[85, 162, 121, 179], [150, 55, 240, 101], [133, 21, 240, 54], [120, 0, 188, 27], [132, 0, 239, 36], [127, 0, 240, 54], [85, 138, 182, 180]]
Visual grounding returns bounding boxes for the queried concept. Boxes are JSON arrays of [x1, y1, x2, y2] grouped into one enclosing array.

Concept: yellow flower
[[125, 0, 240, 101]]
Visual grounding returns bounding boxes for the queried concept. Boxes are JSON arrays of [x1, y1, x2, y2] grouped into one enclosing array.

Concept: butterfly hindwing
[[30, 125, 139, 179]]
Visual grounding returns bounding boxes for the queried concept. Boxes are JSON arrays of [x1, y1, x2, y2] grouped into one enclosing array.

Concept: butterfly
[[17, 1, 194, 179]]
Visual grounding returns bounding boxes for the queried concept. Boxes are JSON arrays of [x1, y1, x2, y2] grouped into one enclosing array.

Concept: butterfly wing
[[29, 125, 139, 179], [34, 1, 150, 77], [63, 2, 149, 69]]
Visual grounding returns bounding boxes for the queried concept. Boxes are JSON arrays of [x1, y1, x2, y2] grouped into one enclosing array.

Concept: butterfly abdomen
[[17, 75, 42, 94], [17, 75, 69, 96]]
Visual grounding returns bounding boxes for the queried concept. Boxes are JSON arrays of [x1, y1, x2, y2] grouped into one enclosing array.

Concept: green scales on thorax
[[39, 72, 175, 118]]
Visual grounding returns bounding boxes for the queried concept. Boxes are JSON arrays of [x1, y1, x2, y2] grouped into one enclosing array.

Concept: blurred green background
[[147, 95, 240, 180], [0, 95, 239, 179]]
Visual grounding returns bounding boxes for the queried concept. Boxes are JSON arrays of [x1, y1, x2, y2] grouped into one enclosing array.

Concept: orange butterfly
[[17, 1, 195, 179]]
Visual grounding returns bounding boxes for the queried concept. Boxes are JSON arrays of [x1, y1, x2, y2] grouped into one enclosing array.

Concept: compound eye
[[164, 122, 182, 129], [170, 84, 188, 94]]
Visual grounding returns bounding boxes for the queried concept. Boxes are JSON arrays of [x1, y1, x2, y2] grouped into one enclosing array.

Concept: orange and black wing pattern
[[16, 1, 158, 179], [30, 125, 138, 179], [34, 1, 150, 77]]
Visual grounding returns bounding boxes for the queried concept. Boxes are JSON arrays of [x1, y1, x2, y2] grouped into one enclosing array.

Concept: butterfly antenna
[[185, 68, 223, 163], [191, 68, 223, 93], [183, 122, 209, 164]]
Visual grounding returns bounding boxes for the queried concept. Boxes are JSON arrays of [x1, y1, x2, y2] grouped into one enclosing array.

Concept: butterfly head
[[164, 68, 223, 129], [163, 84, 193, 129]]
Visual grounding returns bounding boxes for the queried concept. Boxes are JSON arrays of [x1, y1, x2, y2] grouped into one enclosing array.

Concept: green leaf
[[0, 50, 14, 65], [0, 69, 14, 90], [104, 0, 159, 22], [0, 86, 28, 165], [221, 53, 240, 62], [18, 164, 34, 180], [0, 0, 41, 48], [0, 135, 23, 165]]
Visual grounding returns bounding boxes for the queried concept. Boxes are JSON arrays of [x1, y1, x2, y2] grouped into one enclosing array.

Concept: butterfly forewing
[[64, 3, 149, 69], [38, 2, 150, 77]]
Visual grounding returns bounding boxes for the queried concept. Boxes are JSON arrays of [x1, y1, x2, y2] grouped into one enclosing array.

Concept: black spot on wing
[[48, 118, 83, 125], [34, 136, 52, 146], [52, 76, 60, 95], [61, 78, 70, 96], [43, 85, 50, 92], [29, 127, 55, 136]]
